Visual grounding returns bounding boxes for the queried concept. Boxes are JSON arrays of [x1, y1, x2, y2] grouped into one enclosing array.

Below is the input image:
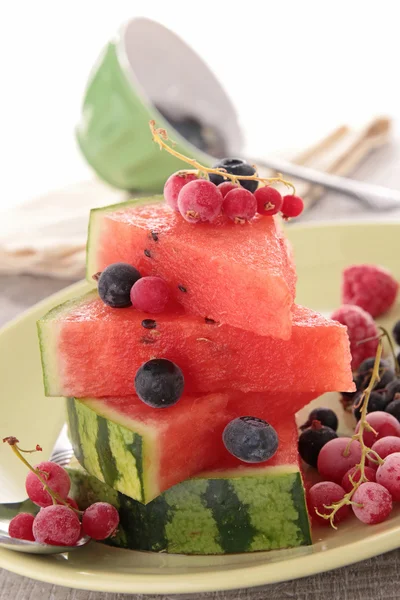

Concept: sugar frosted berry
[[135, 358, 184, 408], [82, 502, 119, 540], [130, 276, 169, 314], [164, 171, 198, 211], [330, 305, 379, 370], [342, 264, 398, 318], [217, 181, 238, 197], [384, 379, 400, 405], [386, 399, 400, 422], [368, 436, 400, 468], [317, 437, 362, 483], [352, 482, 392, 524], [281, 195, 304, 218], [222, 188, 257, 223], [376, 452, 400, 500], [33, 505, 81, 546], [300, 407, 338, 432], [223, 416, 279, 463], [254, 187, 283, 216], [352, 391, 388, 421], [26, 461, 71, 508], [9, 513, 35, 542], [341, 466, 376, 493], [98, 263, 141, 308], [356, 357, 394, 392], [298, 421, 338, 467], [307, 482, 350, 526], [177, 179, 223, 223], [355, 411, 400, 447], [209, 158, 258, 193]]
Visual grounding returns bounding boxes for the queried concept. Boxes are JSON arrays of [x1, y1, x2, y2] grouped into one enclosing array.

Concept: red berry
[[254, 187, 283, 216], [307, 481, 350, 525], [281, 194, 304, 218], [9, 513, 35, 542], [317, 437, 362, 483], [82, 502, 119, 540], [376, 452, 400, 500], [25, 462, 71, 508], [342, 264, 398, 318], [352, 482, 392, 524], [341, 466, 376, 493], [130, 276, 169, 314], [33, 505, 81, 546], [330, 304, 379, 370], [164, 172, 198, 211], [177, 179, 223, 223], [355, 411, 400, 447], [65, 497, 79, 511], [222, 188, 257, 223], [218, 182, 238, 197], [368, 436, 400, 468]]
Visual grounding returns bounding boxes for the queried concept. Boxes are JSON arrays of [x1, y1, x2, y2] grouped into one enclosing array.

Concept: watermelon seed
[[178, 285, 187, 293], [141, 319, 157, 330], [144, 249, 152, 258], [140, 337, 157, 345], [150, 231, 159, 242], [205, 317, 216, 325], [92, 271, 102, 282]]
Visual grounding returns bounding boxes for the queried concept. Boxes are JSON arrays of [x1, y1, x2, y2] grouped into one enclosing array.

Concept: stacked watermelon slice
[[38, 196, 354, 554]]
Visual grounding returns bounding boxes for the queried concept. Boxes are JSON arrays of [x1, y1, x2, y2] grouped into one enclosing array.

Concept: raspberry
[[342, 264, 398, 318], [330, 304, 379, 370]]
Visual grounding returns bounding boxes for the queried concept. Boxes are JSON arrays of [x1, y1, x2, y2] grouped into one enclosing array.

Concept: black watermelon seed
[[150, 231, 159, 242], [144, 249, 152, 258], [178, 285, 187, 293], [205, 317, 216, 325], [141, 319, 157, 330]]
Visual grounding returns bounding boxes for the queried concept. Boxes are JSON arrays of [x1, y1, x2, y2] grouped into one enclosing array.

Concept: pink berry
[[254, 187, 283, 216], [9, 513, 35, 541], [218, 182, 238, 197], [130, 276, 169, 313], [281, 195, 304, 218], [341, 466, 376, 493], [352, 482, 392, 524], [177, 179, 223, 223], [330, 304, 379, 370], [164, 171, 198, 211], [33, 505, 81, 546], [308, 481, 350, 525], [355, 411, 400, 447], [82, 502, 119, 540], [317, 437, 362, 483], [342, 264, 398, 318], [222, 188, 257, 223], [65, 497, 79, 511], [376, 452, 400, 500], [25, 461, 71, 508], [368, 436, 400, 468]]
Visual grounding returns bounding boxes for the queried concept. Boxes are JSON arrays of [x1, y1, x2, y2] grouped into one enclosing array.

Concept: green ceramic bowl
[[76, 18, 243, 192]]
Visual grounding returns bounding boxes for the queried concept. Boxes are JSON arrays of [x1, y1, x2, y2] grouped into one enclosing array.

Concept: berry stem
[[149, 121, 296, 194], [379, 326, 400, 377], [316, 339, 384, 529]]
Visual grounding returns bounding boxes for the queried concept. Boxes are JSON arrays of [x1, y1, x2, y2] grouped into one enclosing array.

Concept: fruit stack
[[37, 135, 354, 554]]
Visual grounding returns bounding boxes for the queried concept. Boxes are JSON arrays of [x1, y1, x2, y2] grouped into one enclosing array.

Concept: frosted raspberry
[[331, 304, 379, 370], [342, 264, 398, 318]]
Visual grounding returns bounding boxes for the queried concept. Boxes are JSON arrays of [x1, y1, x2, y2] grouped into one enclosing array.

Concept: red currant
[[282, 194, 304, 218], [130, 276, 169, 313], [82, 502, 119, 540], [352, 482, 392, 524], [217, 182, 238, 197], [222, 188, 257, 223], [341, 466, 376, 493], [368, 436, 400, 468], [164, 171, 198, 211], [177, 179, 223, 223], [317, 437, 362, 483], [9, 513, 35, 541], [355, 411, 400, 447], [254, 187, 283, 216], [25, 462, 71, 508], [33, 505, 81, 546], [376, 452, 400, 500], [307, 481, 349, 525]]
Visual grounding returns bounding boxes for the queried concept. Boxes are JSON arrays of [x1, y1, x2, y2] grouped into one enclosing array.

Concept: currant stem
[[149, 120, 296, 194]]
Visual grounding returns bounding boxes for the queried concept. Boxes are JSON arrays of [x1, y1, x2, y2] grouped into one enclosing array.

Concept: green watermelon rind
[[86, 195, 163, 283], [68, 464, 311, 555]]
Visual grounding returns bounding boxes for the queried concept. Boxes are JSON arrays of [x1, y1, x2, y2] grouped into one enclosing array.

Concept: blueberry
[[134, 359, 184, 408], [355, 357, 395, 391], [223, 417, 278, 463], [209, 158, 258, 193], [386, 398, 400, 422], [393, 321, 400, 345], [98, 263, 141, 308], [300, 407, 338, 432], [352, 390, 388, 421], [298, 423, 337, 468], [384, 378, 400, 404]]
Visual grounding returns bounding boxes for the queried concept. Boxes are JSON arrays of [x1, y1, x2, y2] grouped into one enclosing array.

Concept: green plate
[[1, 221, 400, 594]]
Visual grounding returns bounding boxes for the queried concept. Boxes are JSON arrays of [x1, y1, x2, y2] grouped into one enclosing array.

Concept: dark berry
[[209, 158, 258, 193], [281, 195, 304, 218], [223, 416, 278, 463], [222, 188, 257, 223], [352, 391, 388, 421], [298, 421, 338, 468], [98, 263, 141, 308], [385, 398, 400, 422], [134, 359, 184, 408], [300, 407, 338, 432], [355, 357, 394, 391], [393, 320, 400, 345], [384, 378, 400, 404], [177, 179, 223, 223]]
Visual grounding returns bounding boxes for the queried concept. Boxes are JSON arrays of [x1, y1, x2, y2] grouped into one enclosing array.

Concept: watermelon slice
[[66, 391, 317, 503], [67, 418, 311, 554], [86, 197, 297, 339], [38, 292, 354, 398]]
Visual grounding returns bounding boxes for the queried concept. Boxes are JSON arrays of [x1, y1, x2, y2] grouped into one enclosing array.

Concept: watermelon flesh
[[86, 197, 297, 339], [67, 418, 311, 554], [38, 292, 354, 399]]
